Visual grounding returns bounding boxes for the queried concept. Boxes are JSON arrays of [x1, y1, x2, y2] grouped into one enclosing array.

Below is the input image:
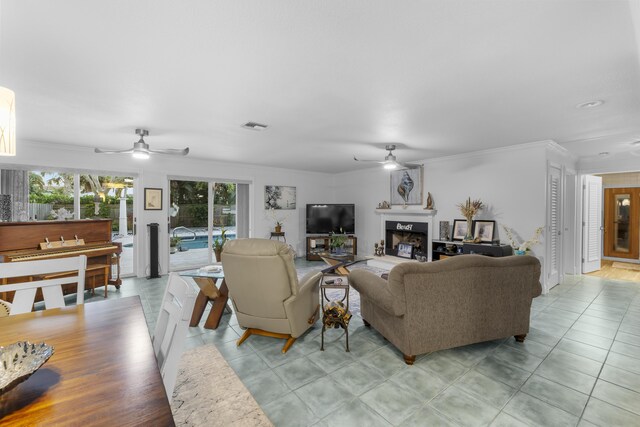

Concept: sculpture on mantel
[[374, 240, 385, 256], [425, 192, 434, 210], [377, 201, 391, 209]]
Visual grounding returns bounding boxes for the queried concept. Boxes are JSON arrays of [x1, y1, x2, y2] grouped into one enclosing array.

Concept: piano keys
[[0, 219, 122, 302]]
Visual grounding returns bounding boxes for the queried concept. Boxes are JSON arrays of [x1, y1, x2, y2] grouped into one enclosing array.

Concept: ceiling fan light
[[384, 163, 397, 170], [0, 87, 16, 156], [132, 151, 149, 160]]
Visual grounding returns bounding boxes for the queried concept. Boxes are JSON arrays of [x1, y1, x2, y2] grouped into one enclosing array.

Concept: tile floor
[[91, 263, 640, 427]]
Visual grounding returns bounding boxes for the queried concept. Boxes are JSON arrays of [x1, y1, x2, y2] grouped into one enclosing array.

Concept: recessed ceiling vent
[[242, 121, 268, 131]]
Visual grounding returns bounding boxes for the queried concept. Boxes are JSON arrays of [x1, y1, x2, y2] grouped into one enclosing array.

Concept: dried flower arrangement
[[456, 197, 484, 222]]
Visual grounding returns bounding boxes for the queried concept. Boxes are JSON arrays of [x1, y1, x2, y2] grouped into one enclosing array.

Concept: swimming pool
[[123, 233, 236, 249], [177, 234, 236, 250]]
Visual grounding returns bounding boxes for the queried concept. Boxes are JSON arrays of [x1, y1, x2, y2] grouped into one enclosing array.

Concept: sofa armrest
[[532, 281, 543, 299], [349, 270, 404, 316]]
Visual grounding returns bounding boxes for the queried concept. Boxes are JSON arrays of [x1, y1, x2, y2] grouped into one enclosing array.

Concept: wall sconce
[[0, 87, 16, 156]]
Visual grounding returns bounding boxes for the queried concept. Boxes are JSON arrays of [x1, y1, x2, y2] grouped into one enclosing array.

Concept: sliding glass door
[[169, 179, 249, 271], [169, 179, 209, 271]]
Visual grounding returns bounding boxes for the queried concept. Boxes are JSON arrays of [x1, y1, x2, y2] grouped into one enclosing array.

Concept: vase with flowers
[[456, 197, 484, 242], [502, 225, 543, 255]]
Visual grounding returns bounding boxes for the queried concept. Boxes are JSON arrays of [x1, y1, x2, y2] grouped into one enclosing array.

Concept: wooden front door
[[604, 188, 639, 259]]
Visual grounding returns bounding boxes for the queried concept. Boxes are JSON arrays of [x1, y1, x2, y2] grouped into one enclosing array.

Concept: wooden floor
[[586, 260, 640, 282]]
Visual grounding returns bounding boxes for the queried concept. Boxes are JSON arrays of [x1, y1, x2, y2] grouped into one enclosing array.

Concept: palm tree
[[29, 172, 45, 195]]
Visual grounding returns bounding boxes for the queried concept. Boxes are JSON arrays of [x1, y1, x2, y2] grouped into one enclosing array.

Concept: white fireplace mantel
[[375, 208, 437, 216], [370, 207, 437, 269]]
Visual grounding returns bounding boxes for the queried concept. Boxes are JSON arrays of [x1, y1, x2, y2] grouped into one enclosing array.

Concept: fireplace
[[385, 220, 429, 259]]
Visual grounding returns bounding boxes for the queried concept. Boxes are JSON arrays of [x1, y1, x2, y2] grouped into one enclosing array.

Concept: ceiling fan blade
[[148, 147, 190, 156], [94, 147, 135, 154], [353, 156, 385, 164]]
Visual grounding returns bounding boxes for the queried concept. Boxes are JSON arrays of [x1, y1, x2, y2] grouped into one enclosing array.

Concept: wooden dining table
[[0, 296, 175, 426]]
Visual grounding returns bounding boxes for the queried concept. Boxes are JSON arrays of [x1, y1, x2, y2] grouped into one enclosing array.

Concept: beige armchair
[[221, 238, 322, 353]]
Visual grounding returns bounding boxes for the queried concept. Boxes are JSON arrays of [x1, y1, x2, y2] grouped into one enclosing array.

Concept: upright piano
[[0, 219, 122, 302]]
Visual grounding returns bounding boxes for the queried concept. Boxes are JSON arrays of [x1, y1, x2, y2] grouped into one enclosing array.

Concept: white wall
[[1, 140, 333, 276], [598, 171, 640, 188], [334, 142, 557, 288], [336, 143, 547, 252]]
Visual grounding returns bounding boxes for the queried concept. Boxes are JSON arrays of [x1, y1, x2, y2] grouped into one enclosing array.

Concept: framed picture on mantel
[[452, 219, 467, 241], [473, 220, 496, 243]]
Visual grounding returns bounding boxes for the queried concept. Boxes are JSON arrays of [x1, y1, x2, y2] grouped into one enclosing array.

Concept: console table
[[306, 235, 357, 261], [432, 240, 513, 261]]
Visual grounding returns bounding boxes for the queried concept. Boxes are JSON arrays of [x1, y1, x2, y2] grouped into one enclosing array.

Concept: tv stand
[[306, 235, 357, 261]]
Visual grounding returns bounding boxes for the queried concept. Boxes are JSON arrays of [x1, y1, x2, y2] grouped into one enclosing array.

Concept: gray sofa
[[349, 254, 542, 364]]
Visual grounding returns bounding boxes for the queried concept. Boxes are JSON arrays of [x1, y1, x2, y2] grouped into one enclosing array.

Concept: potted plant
[[212, 227, 228, 262], [502, 225, 543, 255], [267, 208, 290, 233], [330, 229, 348, 254], [170, 236, 181, 254]]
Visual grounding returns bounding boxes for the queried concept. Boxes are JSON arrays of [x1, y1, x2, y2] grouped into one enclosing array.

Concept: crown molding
[[423, 140, 554, 165]]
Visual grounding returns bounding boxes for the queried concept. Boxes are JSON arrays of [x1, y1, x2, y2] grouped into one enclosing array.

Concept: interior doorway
[[603, 188, 639, 260]]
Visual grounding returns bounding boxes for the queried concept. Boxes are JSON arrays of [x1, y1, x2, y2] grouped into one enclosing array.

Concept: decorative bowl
[[0, 341, 54, 395]]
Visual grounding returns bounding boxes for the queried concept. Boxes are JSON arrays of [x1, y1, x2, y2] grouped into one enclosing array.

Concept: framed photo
[[452, 219, 468, 241], [439, 221, 450, 241], [473, 220, 496, 243], [397, 242, 414, 259], [144, 188, 162, 210], [265, 185, 296, 210], [390, 166, 423, 205]]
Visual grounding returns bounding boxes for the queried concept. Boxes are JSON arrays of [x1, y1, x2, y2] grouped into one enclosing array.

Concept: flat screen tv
[[306, 204, 355, 234]]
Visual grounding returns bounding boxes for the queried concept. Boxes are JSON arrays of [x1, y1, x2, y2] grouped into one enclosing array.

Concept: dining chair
[[0, 299, 11, 317], [152, 272, 198, 401], [0, 255, 87, 315]]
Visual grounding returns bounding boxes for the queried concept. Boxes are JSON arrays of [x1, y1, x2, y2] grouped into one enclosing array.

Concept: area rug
[[612, 261, 640, 271], [171, 344, 273, 426]]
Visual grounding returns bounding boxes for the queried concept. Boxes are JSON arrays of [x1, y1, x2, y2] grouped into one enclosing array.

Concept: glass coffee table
[[317, 252, 370, 276], [180, 266, 230, 329]]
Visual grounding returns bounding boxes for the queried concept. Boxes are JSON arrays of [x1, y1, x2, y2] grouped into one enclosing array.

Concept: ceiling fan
[[94, 129, 189, 160], [354, 144, 420, 169]]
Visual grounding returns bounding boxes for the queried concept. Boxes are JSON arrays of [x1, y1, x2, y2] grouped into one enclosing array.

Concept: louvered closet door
[[582, 175, 602, 273], [547, 165, 562, 286]]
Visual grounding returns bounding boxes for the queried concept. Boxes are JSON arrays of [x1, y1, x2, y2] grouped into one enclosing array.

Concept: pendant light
[[0, 87, 16, 156]]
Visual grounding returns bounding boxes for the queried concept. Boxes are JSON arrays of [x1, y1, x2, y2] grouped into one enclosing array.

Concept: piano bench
[[41, 264, 111, 298]]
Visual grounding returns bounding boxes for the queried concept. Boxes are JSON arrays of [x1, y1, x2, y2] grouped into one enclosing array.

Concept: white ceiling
[[2, 0, 640, 173]]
